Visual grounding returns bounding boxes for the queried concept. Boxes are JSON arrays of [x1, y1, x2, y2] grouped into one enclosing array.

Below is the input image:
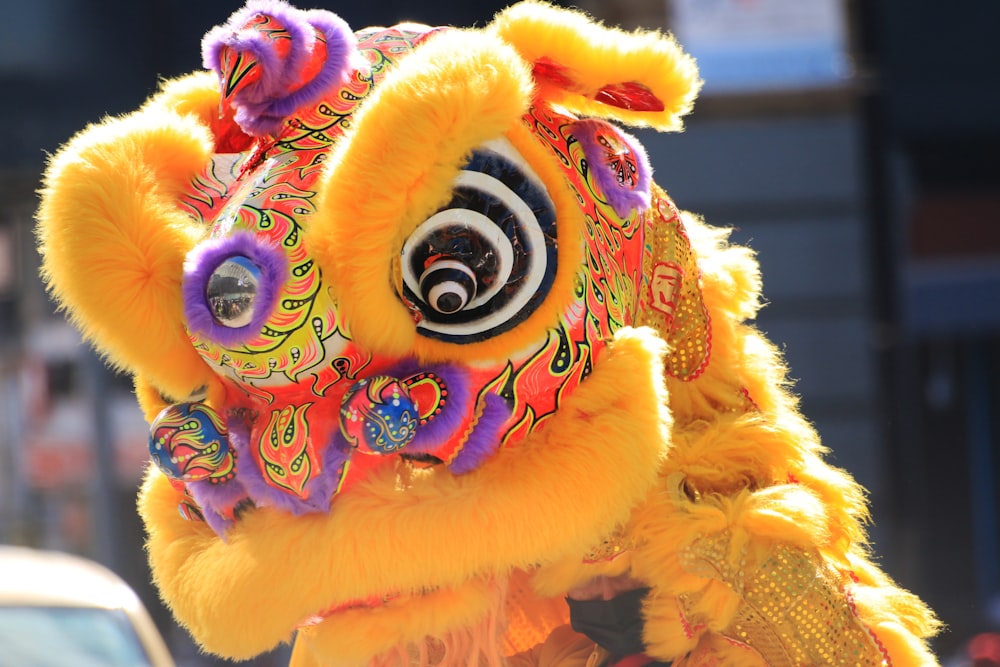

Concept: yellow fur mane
[[34, 2, 940, 666]]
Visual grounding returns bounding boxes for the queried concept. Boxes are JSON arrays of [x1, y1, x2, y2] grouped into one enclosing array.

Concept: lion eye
[[399, 139, 558, 343], [419, 259, 478, 314], [206, 256, 262, 328]]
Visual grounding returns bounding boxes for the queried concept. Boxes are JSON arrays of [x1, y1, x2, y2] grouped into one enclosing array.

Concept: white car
[[0, 545, 175, 667]]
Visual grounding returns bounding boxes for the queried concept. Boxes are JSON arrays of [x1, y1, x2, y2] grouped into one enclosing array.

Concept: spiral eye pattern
[[206, 256, 262, 328], [400, 139, 558, 343], [419, 260, 477, 314]]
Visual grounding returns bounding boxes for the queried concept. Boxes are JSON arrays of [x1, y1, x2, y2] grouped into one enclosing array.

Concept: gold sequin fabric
[[679, 530, 890, 666], [637, 186, 711, 380], [582, 529, 638, 564]]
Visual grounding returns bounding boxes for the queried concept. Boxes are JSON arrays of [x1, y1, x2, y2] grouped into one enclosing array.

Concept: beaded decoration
[[637, 186, 711, 381], [679, 530, 890, 666]]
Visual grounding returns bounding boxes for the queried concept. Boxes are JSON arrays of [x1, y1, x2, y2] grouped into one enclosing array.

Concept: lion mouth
[[296, 594, 401, 627], [296, 587, 440, 627]]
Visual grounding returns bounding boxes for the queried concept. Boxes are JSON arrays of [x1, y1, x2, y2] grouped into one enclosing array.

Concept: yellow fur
[[141, 71, 221, 122], [490, 0, 701, 130]]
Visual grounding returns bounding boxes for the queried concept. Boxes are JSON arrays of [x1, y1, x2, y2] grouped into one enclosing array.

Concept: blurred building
[[861, 0, 1000, 652], [1, 0, 997, 664]]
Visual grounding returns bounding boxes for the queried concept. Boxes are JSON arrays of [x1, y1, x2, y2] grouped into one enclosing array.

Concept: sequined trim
[[583, 529, 638, 564], [679, 531, 890, 666], [637, 186, 711, 380]]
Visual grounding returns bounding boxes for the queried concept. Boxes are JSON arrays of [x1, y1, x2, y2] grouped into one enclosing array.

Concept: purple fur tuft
[[199, 506, 234, 538], [182, 232, 288, 349], [572, 119, 653, 219], [202, 0, 357, 136], [188, 476, 249, 537], [448, 393, 513, 474]]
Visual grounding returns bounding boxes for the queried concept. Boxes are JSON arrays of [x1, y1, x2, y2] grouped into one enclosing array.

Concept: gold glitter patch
[[583, 529, 638, 564], [637, 186, 711, 380], [680, 531, 890, 666]]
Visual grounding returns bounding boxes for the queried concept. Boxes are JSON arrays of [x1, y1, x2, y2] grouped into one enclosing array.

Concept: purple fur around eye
[[571, 118, 653, 219], [202, 0, 357, 136], [183, 232, 288, 348]]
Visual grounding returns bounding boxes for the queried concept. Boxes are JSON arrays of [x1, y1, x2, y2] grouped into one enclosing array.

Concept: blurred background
[[0, 0, 997, 665]]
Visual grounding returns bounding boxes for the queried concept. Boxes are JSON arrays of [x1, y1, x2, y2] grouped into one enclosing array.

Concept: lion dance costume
[[36, 1, 941, 665]]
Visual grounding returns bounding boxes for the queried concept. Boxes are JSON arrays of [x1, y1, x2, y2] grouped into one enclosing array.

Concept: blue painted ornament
[[339, 376, 418, 454], [148, 402, 236, 483]]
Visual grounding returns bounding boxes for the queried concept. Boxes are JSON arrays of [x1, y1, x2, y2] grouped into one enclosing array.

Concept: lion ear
[[36, 105, 219, 401], [489, 0, 701, 131]]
